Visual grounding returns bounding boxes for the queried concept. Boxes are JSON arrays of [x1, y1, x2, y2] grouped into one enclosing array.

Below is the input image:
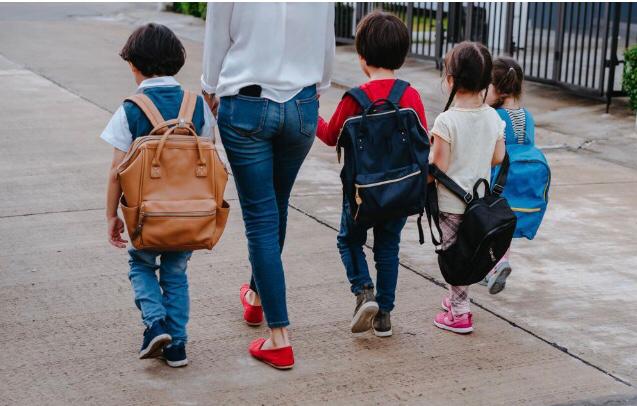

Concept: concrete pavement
[[0, 4, 636, 405]]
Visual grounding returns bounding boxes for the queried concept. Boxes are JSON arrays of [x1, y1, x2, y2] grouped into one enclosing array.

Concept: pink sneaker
[[440, 296, 451, 311], [433, 309, 473, 334]]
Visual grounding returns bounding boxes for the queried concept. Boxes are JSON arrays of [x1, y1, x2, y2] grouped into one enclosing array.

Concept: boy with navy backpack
[[317, 11, 429, 337], [101, 24, 215, 367], [483, 57, 551, 294]]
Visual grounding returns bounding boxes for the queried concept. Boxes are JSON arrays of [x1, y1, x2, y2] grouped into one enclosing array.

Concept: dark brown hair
[[120, 23, 186, 77], [490, 57, 524, 108], [355, 10, 410, 70], [443, 41, 493, 111]]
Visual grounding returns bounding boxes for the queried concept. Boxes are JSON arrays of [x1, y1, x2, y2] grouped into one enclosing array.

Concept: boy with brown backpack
[[101, 23, 228, 367]]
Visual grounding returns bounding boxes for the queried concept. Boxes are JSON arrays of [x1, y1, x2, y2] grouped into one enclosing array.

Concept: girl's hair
[[443, 41, 493, 111], [490, 57, 524, 108]]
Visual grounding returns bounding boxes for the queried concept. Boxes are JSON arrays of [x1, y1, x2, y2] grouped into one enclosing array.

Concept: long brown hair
[[442, 41, 493, 111], [490, 57, 524, 108]]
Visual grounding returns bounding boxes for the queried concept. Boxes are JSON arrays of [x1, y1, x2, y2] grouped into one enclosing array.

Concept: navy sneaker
[[139, 320, 172, 359], [163, 343, 188, 368]]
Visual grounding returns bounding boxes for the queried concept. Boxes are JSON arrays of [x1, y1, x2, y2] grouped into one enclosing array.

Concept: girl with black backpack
[[429, 42, 507, 334]]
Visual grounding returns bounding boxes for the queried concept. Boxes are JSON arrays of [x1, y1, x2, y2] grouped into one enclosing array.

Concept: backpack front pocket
[[136, 199, 217, 250], [354, 164, 425, 222]]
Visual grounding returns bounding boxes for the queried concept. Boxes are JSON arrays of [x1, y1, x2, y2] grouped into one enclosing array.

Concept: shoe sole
[[139, 334, 172, 359], [488, 264, 512, 295], [166, 358, 189, 368], [350, 301, 379, 333], [373, 328, 393, 337], [433, 320, 473, 334]]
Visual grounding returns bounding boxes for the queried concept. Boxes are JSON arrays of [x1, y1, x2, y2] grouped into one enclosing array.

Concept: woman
[[201, 3, 334, 369]]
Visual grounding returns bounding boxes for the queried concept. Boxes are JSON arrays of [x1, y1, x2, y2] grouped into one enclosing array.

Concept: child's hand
[[107, 216, 128, 248]]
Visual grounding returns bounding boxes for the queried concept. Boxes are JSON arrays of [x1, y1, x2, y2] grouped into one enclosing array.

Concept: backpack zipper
[[132, 209, 215, 239], [353, 169, 422, 220], [511, 207, 542, 213]]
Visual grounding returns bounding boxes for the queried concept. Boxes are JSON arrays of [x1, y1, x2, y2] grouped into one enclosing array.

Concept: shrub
[[172, 2, 207, 19], [623, 45, 637, 110]]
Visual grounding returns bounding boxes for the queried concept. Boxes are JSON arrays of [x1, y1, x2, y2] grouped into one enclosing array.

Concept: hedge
[[623, 45, 637, 110], [172, 2, 207, 19]]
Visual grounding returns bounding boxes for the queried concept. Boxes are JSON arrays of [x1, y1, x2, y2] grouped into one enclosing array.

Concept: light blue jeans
[[128, 248, 192, 345], [217, 85, 318, 328]]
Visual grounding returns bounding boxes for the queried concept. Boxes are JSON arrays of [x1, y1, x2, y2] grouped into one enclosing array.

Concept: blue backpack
[[337, 80, 430, 242], [491, 108, 550, 240]]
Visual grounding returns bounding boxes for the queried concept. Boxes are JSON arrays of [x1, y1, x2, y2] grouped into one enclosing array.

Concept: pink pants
[[439, 213, 470, 316]]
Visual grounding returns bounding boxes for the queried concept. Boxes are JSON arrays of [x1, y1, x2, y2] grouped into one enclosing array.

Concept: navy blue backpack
[[491, 108, 550, 240], [337, 80, 430, 242]]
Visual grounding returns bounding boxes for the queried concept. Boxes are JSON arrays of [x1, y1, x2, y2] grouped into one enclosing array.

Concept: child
[[482, 57, 542, 294], [430, 41, 506, 334], [317, 11, 428, 337], [101, 23, 215, 366]]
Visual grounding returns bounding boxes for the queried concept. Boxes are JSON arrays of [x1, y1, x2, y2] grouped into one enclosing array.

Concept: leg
[[337, 199, 373, 294], [218, 98, 289, 330], [372, 216, 407, 313], [159, 251, 192, 346], [448, 285, 470, 316], [128, 248, 165, 327]]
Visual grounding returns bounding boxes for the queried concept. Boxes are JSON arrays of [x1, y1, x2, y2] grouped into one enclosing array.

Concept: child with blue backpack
[[482, 57, 551, 294], [317, 11, 429, 337]]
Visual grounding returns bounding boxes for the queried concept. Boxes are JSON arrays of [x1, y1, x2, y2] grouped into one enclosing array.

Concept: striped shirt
[[505, 108, 526, 144]]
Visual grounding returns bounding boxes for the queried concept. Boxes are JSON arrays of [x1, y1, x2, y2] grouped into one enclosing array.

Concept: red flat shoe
[[240, 284, 263, 326], [248, 338, 294, 370]]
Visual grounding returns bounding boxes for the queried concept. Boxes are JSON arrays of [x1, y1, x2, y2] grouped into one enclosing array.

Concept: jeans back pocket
[[296, 94, 319, 137], [220, 95, 268, 137]]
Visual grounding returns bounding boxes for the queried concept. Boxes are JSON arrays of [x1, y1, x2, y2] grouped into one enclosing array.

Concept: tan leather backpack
[[117, 91, 229, 251]]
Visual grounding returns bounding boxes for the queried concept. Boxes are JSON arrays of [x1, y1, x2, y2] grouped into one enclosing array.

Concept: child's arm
[[316, 96, 360, 147], [491, 138, 505, 167], [428, 133, 450, 182], [106, 148, 127, 248]]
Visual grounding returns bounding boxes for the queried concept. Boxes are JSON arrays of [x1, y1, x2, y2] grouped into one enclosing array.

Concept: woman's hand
[[203, 91, 219, 117], [107, 216, 127, 248]]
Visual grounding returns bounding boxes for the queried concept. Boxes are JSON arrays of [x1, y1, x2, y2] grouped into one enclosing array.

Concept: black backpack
[[337, 80, 430, 241], [426, 155, 517, 285]]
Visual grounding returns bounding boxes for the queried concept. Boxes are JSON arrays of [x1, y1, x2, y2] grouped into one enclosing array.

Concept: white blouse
[[201, 2, 335, 103]]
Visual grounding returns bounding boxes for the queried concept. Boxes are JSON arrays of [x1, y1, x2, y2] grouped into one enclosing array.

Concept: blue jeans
[[128, 248, 192, 345], [218, 85, 318, 328], [337, 198, 407, 312]]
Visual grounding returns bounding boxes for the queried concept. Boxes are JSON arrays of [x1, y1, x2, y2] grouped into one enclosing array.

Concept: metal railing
[[335, 2, 637, 110]]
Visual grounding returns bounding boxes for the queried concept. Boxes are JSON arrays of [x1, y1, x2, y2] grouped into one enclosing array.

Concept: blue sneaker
[[139, 320, 172, 359], [163, 343, 188, 368]]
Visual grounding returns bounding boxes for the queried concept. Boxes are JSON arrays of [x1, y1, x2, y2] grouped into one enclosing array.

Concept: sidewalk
[[0, 4, 636, 405]]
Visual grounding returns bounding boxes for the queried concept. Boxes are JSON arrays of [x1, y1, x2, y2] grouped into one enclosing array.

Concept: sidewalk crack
[[287, 203, 633, 388]]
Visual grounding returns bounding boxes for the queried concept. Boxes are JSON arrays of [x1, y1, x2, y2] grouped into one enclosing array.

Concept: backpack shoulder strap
[[495, 108, 516, 144], [524, 108, 535, 144], [429, 164, 473, 204], [344, 87, 373, 110], [387, 79, 410, 105], [124, 94, 164, 128], [178, 90, 197, 123], [492, 153, 510, 196]]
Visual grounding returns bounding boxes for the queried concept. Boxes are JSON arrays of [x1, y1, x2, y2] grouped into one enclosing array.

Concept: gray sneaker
[[373, 310, 392, 337], [350, 288, 379, 333], [488, 261, 512, 295]]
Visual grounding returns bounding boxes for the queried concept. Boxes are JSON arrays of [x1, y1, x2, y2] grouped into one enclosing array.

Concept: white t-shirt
[[430, 105, 505, 214], [201, 3, 335, 103]]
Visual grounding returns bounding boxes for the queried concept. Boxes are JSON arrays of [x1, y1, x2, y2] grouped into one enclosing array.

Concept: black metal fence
[[335, 2, 637, 110]]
